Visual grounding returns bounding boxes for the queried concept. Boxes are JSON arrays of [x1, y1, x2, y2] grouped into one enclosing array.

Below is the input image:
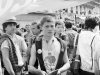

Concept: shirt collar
[[42, 36, 55, 43]]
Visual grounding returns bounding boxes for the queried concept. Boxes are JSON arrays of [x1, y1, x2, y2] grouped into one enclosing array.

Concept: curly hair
[[85, 17, 98, 29], [64, 21, 72, 29]]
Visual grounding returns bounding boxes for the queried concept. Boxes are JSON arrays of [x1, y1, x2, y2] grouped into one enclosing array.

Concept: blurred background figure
[[65, 21, 78, 59], [55, 20, 67, 41], [24, 25, 32, 46]]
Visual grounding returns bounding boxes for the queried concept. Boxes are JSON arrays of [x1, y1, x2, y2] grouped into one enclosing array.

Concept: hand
[[57, 69, 61, 75], [41, 71, 48, 75], [28, 65, 33, 72]]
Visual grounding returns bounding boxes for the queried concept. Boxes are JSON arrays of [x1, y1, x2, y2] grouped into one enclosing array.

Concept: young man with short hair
[[77, 17, 100, 75], [28, 16, 70, 75], [55, 21, 67, 41]]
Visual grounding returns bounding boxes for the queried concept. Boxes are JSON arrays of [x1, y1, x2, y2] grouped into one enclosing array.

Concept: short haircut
[[85, 17, 98, 29], [65, 21, 72, 29], [31, 22, 37, 25], [31, 22, 41, 29], [40, 16, 55, 26], [55, 21, 64, 27], [2, 22, 17, 32]]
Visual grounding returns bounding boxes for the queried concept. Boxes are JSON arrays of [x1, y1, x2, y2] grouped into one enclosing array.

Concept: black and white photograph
[[0, 0, 100, 75]]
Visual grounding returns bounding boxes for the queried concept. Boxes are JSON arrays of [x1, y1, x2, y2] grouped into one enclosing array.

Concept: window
[[71, 7, 73, 13]]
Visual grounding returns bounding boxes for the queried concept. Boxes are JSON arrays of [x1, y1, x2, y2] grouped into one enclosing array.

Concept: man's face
[[31, 24, 40, 35], [25, 25, 30, 32], [42, 22, 55, 37], [20, 28, 25, 33], [55, 24, 64, 33], [5, 23, 16, 34]]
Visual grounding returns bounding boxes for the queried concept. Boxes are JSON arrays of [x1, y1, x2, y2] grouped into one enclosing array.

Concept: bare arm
[[58, 48, 70, 73], [27, 37, 33, 58], [21, 38, 28, 63], [28, 44, 43, 75], [1, 47, 15, 75]]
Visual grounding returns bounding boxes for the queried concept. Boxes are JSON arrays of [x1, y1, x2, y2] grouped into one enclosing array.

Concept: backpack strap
[[90, 35, 96, 70], [0, 34, 19, 72], [35, 37, 46, 71], [35, 37, 66, 70], [55, 37, 66, 69]]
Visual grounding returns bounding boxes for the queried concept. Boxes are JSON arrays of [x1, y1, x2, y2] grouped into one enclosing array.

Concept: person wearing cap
[[1, 17, 27, 75]]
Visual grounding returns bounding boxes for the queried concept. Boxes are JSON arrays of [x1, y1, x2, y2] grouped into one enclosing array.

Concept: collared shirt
[[1, 34, 27, 66], [77, 30, 100, 73]]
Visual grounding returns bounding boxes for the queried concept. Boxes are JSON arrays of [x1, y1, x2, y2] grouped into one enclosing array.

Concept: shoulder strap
[[55, 37, 66, 69], [73, 34, 79, 58], [0, 34, 18, 72], [90, 35, 96, 70], [35, 38, 46, 71], [75, 34, 79, 46]]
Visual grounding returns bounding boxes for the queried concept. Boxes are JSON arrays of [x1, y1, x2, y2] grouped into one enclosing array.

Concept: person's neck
[[87, 28, 93, 32], [55, 32, 60, 38], [7, 33, 15, 38], [43, 35, 54, 42]]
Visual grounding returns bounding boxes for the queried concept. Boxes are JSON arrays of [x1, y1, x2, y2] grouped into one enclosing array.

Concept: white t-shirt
[[77, 31, 100, 73], [1, 34, 27, 66]]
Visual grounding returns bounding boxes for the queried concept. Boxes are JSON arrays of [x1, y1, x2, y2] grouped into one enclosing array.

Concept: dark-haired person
[[28, 16, 70, 75], [64, 21, 77, 60], [1, 17, 27, 75], [76, 17, 100, 75]]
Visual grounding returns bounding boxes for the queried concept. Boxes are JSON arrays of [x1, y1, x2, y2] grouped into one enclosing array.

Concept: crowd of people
[[0, 15, 100, 75]]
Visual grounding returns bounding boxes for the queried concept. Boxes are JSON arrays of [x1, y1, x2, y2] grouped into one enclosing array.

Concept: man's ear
[[40, 26, 43, 31]]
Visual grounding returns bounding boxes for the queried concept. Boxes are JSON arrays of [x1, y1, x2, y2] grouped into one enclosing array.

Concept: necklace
[[46, 40, 55, 56], [45, 39, 56, 73]]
